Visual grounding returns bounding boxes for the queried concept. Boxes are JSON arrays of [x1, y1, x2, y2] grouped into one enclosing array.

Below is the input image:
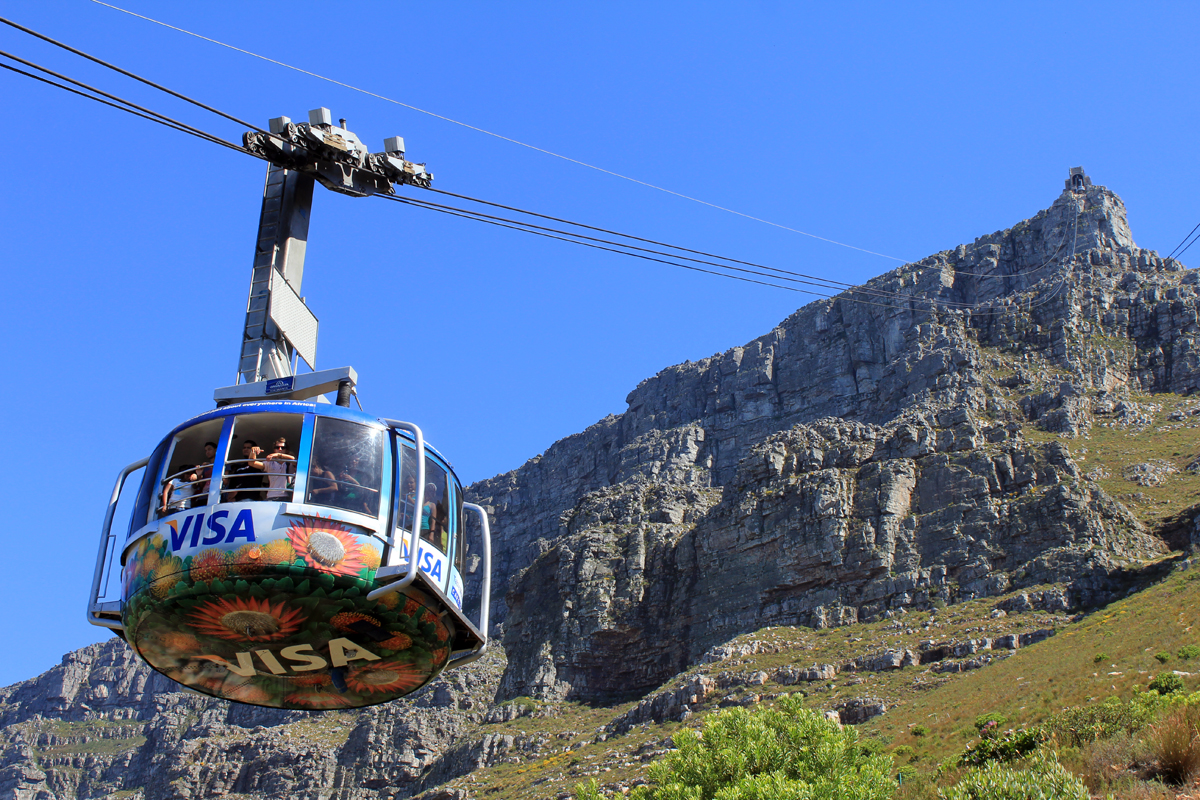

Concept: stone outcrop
[[481, 181, 1181, 703], [0, 638, 504, 800]]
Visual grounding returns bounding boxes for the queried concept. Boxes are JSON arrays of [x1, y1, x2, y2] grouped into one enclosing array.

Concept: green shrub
[[893, 745, 914, 762], [1045, 695, 1162, 746], [575, 778, 604, 800], [911, 725, 929, 737], [939, 753, 1088, 800], [616, 694, 896, 800], [1178, 644, 1200, 661], [974, 712, 1007, 740], [1156, 651, 1172, 664], [1149, 673, 1185, 695], [1094, 652, 1109, 664], [858, 737, 887, 758], [958, 727, 1045, 767]]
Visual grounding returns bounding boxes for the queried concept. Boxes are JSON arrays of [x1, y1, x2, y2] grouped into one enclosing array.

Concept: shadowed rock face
[[475, 183, 1183, 702], [1, 179, 1196, 797]]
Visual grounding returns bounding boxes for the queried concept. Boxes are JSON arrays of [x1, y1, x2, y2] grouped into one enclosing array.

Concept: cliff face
[[477, 182, 1183, 702], [3, 177, 1197, 798]]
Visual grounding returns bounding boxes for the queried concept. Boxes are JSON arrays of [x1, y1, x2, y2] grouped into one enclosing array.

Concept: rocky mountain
[[479, 176, 1181, 703], [4, 173, 1198, 799]]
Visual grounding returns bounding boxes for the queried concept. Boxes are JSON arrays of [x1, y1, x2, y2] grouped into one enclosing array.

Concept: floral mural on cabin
[[120, 516, 452, 709]]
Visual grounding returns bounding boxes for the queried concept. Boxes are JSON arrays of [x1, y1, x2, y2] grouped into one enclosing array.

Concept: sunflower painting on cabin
[[286, 516, 369, 577], [345, 661, 426, 695], [188, 595, 305, 642]]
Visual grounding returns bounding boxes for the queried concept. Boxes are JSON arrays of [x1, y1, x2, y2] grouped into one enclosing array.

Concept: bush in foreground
[[578, 694, 895, 800], [938, 753, 1088, 800], [957, 727, 1045, 767], [1148, 673, 1185, 696], [1044, 694, 1165, 747]]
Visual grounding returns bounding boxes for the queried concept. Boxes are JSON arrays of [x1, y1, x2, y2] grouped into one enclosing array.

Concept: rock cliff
[[477, 180, 1181, 702], [3, 175, 1197, 798]]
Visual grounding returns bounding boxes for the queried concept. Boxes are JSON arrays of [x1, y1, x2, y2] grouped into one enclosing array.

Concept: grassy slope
[[872, 559, 1200, 769], [445, 559, 1198, 798]]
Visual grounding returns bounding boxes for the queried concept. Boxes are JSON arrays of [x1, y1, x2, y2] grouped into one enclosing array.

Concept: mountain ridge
[[5, 173, 1199, 799]]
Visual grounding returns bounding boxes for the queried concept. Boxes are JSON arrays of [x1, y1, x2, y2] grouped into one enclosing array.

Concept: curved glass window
[[397, 444, 419, 532], [130, 438, 169, 536], [222, 414, 303, 503], [306, 417, 384, 516], [151, 417, 226, 522], [454, 485, 465, 573], [393, 443, 450, 551], [420, 459, 450, 551]]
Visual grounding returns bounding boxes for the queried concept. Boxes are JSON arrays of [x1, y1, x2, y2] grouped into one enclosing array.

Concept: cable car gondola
[[86, 110, 492, 710]]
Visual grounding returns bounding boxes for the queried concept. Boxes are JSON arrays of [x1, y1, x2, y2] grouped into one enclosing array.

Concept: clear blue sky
[[2, 1, 1197, 688]]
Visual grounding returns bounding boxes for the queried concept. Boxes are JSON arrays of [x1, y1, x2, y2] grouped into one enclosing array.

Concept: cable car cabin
[[87, 401, 491, 710]]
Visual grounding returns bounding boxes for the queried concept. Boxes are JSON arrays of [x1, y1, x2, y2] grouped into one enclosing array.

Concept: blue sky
[[1, 1, 1197, 688]]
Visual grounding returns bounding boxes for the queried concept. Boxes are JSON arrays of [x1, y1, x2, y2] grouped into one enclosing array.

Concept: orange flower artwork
[[224, 682, 273, 705], [288, 674, 332, 688], [232, 543, 269, 575], [345, 661, 426, 695], [190, 548, 230, 583], [330, 611, 383, 633], [188, 596, 304, 642], [286, 517, 368, 577], [378, 633, 412, 651]]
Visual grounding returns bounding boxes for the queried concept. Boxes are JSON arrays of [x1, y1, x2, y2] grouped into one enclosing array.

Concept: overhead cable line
[[408, 188, 1083, 311], [0, 50, 254, 156], [0, 14, 269, 136], [392, 192, 984, 309], [1175, 234, 1200, 263], [1165, 220, 1200, 265], [395, 189, 1081, 316], [431, 183, 1076, 286], [383, 193, 962, 312], [87, 0, 910, 263], [425, 186, 867, 290], [0, 19, 1077, 318]]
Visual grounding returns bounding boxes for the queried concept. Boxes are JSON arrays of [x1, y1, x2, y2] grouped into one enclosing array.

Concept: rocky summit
[[5, 174, 1200, 798]]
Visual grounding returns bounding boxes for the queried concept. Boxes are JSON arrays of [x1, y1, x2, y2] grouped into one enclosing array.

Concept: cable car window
[[454, 483, 465, 574], [222, 414, 303, 503], [306, 417, 384, 516], [396, 444, 419, 532], [421, 458, 450, 551], [131, 438, 169, 533], [152, 417, 225, 519]]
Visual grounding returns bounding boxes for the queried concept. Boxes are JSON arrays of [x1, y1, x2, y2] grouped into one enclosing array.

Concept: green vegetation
[[972, 712, 1007, 739], [957, 728, 1044, 767], [1149, 673, 1185, 695], [577, 695, 897, 800], [937, 753, 1088, 800]]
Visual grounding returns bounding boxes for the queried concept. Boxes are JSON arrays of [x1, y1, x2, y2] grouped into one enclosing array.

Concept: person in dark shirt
[[224, 440, 266, 501]]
